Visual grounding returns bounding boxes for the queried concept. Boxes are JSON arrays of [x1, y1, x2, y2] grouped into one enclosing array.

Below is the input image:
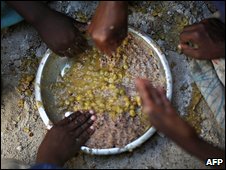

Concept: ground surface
[[1, 1, 225, 169]]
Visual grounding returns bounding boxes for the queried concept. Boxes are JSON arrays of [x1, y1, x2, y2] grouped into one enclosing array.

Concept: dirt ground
[[1, 1, 225, 169]]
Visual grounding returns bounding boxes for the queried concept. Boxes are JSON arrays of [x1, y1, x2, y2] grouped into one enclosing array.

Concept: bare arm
[[179, 18, 225, 60], [6, 1, 49, 25], [88, 1, 128, 56], [135, 78, 225, 169], [6, 1, 87, 57]]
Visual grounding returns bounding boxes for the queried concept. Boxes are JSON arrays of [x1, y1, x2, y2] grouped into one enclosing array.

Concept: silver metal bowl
[[35, 28, 173, 155]]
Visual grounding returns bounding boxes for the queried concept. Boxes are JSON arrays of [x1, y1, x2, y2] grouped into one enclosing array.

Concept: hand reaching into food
[[36, 111, 96, 167], [179, 18, 225, 60], [33, 10, 88, 57], [135, 78, 197, 142], [6, 1, 88, 57], [88, 1, 128, 56], [135, 78, 225, 168]]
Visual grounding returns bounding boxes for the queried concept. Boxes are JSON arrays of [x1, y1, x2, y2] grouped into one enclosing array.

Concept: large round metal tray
[[35, 28, 173, 155]]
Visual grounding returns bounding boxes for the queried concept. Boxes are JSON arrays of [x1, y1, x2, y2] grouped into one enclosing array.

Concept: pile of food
[[49, 33, 166, 148]]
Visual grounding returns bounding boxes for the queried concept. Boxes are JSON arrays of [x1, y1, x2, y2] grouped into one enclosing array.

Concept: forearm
[[135, 79, 225, 168], [98, 1, 128, 23], [154, 115, 225, 168], [165, 118, 225, 169], [6, 1, 50, 25], [99, 1, 128, 8], [187, 137, 225, 169]]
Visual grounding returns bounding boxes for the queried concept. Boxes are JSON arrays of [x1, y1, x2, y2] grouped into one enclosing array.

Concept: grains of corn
[[18, 99, 24, 108], [129, 110, 136, 117]]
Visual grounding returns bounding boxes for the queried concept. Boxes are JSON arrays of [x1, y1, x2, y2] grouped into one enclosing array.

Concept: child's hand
[[36, 111, 96, 166], [135, 78, 197, 143], [88, 1, 128, 56], [135, 78, 225, 166], [179, 18, 225, 60], [34, 10, 87, 57]]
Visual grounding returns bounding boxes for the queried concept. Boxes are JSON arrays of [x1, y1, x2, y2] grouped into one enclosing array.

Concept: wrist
[[36, 156, 63, 167], [100, 1, 128, 8], [181, 133, 225, 166], [26, 6, 52, 27], [6, 1, 51, 26], [31, 163, 61, 169]]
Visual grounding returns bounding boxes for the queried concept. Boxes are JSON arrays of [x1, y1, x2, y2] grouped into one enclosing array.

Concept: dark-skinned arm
[[6, 1, 49, 25], [179, 18, 225, 60], [135, 78, 225, 169], [88, 1, 128, 56], [6, 1, 87, 57]]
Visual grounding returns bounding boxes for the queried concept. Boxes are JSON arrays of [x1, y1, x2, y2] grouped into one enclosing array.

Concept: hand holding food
[[88, 1, 128, 56], [179, 18, 225, 60]]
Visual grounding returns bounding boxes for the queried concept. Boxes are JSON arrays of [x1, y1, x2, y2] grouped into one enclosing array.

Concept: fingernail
[[90, 115, 96, 121], [90, 126, 95, 130], [89, 110, 95, 114], [178, 44, 182, 50], [177, 44, 182, 54], [65, 111, 73, 117]]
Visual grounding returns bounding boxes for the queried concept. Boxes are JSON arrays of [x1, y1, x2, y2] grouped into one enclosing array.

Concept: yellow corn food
[[50, 37, 144, 119]]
